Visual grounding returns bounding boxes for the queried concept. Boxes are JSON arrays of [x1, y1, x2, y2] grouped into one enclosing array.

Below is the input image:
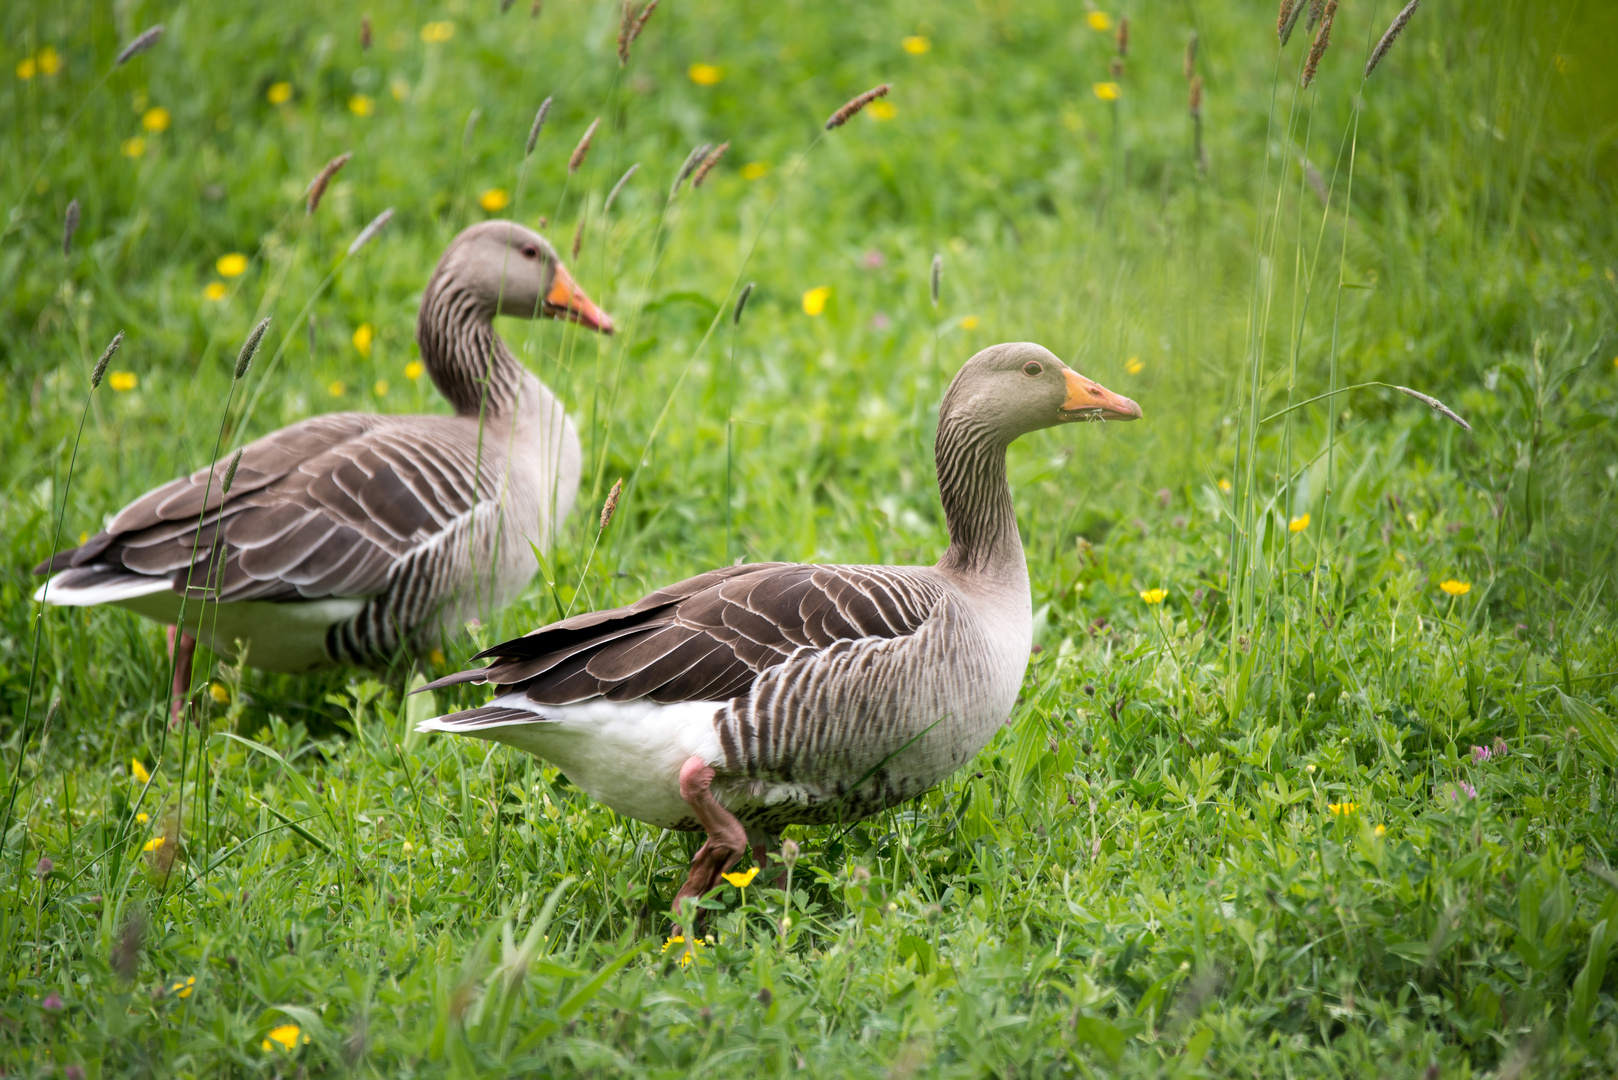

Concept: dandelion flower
[[203, 282, 228, 301], [405, 360, 424, 381], [741, 161, 769, 181], [1093, 81, 1121, 102], [1139, 588, 1167, 604], [1439, 579, 1470, 596], [142, 836, 166, 852], [142, 107, 170, 132], [261, 1023, 306, 1052], [349, 94, 374, 117], [1124, 355, 1143, 374], [170, 976, 196, 998], [108, 371, 138, 392], [121, 137, 146, 159], [420, 21, 455, 43], [216, 253, 248, 278], [352, 323, 374, 357], [267, 82, 293, 104], [131, 759, 151, 784], [1327, 802, 1357, 816], [688, 62, 723, 86], [802, 286, 831, 316], [328, 380, 346, 398], [868, 100, 897, 120], [1288, 513, 1310, 533], [478, 188, 510, 212], [902, 35, 931, 54], [960, 315, 981, 330], [1218, 478, 1232, 493], [723, 867, 759, 888]]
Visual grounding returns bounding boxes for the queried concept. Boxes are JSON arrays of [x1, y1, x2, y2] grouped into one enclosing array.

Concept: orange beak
[[1061, 366, 1142, 421], [544, 263, 615, 334]]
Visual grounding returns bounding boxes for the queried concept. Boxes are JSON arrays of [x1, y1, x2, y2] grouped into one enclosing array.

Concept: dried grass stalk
[[692, 141, 729, 187], [1301, 0, 1337, 87], [733, 281, 754, 326], [115, 25, 163, 65], [671, 142, 710, 197], [361, 15, 372, 50], [1396, 386, 1472, 431], [1278, 0, 1305, 46], [305, 152, 352, 216], [348, 208, 394, 255], [1184, 31, 1198, 80], [930, 253, 942, 307], [90, 330, 124, 389], [63, 199, 80, 256], [600, 478, 623, 529], [605, 163, 639, 213], [571, 219, 583, 260], [824, 83, 890, 130], [569, 118, 600, 174], [221, 447, 245, 496], [1365, 0, 1420, 79], [526, 97, 553, 157], [235, 316, 272, 380]]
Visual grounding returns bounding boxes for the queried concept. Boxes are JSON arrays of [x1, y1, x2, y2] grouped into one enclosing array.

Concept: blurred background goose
[[417, 341, 1140, 921], [34, 221, 613, 721]]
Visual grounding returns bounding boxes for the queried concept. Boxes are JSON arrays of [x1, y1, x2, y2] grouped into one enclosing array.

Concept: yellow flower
[[802, 286, 831, 316], [349, 94, 374, 117], [209, 683, 230, 704], [1139, 588, 1168, 604], [79, 531, 88, 544], [131, 759, 151, 784], [37, 46, 61, 75], [1305, 763, 1316, 773], [352, 323, 374, 357], [1218, 478, 1232, 493], [1124, 355, 1143, 374], [142, 107, 170, 132], [390, 78, 411, 102], [121, 136, 146, 159], [108, 371, 137, 392], [203, 282, 228, 301], [17, 57, 37, 80], [723, 867, 759, 888], [902, 35, 931, 54], [429, 648, 446, 666], [960, 315, 981, 330], [136, 812, 149, 824], [216, 253, 248, 278], [1288, 513, 1310, 533], [1093, 82, 1121, 102], [420, 21, 456, 43], [741, 161, 770, 181], [1439, 579, 1471, 596], [261, 1023, 307, 1052], [662, 934, 704, 968], [1373, 824, 1386, 837], [373, 379, 389, 397], [402, 840, 414, 854], [170, 975, 196, 998], [868, 100, 897, 121], [1087, 11, 1113, 31], [267, 81, 293, 105], [1328, 802, 1358, 816], [328, 380, 346, 398], [142, 836, 166, 852], [688, 62, 723, 86], [478, 188, 510, 212], [405, 360, 425, 381]]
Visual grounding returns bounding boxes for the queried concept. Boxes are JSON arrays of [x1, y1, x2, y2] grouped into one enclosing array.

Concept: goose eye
[[1023, 361, 1043, 377], [520, 244, 539, 260]]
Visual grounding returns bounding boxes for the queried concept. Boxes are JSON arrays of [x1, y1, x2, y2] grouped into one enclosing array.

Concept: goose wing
[[36, 413, 503, 604], [422, 561, 947, 706]]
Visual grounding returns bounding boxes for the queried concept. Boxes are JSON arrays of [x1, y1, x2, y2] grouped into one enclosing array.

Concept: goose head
[[433, 220, 614, 334], [942, 342, 1141, 440]]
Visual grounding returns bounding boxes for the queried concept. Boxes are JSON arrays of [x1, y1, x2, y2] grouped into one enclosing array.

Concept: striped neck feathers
[[933, 412, 1023, 579], [416, 278, 525, 418]]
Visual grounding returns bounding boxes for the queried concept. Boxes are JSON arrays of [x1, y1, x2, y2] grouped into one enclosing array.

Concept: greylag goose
[[416, 342, 1140, 918], [34, 221, 613, 720]]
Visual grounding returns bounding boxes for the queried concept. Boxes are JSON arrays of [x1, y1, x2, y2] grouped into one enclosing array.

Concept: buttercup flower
[[142, 107, 170, 132], [1093, 82, 1121, 102], [405, 360, 424, 381], [1125, 355, 1143, 374], [902, 36, 931, 54], [352, 323, 374, 357], [373, 379, 389, 397], [1218, 478, 1232, 493], [267, 82, 293, 104], [209, 683, 230, 704], [1327, 802, 1357, 816], [742, 162, 769, 180], [802, 286, 831, 316], [121, 137, 146, 159], [170, 975, 195, 998], [868, 100, 897, 120], [960, 315, 980, 330], [142, 836, 166, 853], [108, 372, 137, 392], [662, 934, 704, 968], [203, 282, 228, 301], [420, 21, 455, 43], [1440, 579, 1471, 596], [36, 47, 61, 75], [349, 94, 374, 117], [688, 63, 723, 86], [723, 867, 759, 888], [131, 759, 151, 784], [262, 1023, 307, 1052], [1139, 588, 1167, 604], [478, 188, 510, 212], [216, 253, 248, 278], [1088, 11, 1113, 31], [328, 380, 346, 398], [1288, 513, 1310, 533]]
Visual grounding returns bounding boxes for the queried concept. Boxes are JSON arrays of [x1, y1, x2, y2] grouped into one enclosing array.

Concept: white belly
[[115, 591, 364, 673]]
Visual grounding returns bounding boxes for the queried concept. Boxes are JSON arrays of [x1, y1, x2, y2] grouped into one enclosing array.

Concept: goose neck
[[933, 414, 1025, 584], [417, 280, 523, 418]]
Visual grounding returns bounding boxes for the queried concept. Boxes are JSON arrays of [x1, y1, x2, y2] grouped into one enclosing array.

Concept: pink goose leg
[[671, 756, 747, 933], [166, 625, 197, 728]]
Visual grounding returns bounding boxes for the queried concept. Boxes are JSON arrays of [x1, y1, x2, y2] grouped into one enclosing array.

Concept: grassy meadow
[[4, 0, 1618, 1074]]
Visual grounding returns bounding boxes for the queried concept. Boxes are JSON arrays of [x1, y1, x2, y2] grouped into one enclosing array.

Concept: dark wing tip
[[414, 667, 493, 694]]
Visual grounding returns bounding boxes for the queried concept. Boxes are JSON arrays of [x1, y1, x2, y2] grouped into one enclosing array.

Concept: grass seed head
[[733, 281, 754, 326], [526, 96, 553, 157], [305, 151, 352, 216], [1307, 0, 1325, 31], [617, 2, 636, 66], [1366, 0, 1420, 79], [235, 317, 271, 380], [600, 478, 623, 529], [531, 0, 542, 17], [1184, 31, 1198, 79], [91, 330, 125, 389], [568, 117, 600, 174], [630, 1, 658, 46], [692, 141, 729, 187], [348, 207, 394, 255], [825, 83, 890, 130], [1116, 16, 1129, 56], [571, 219, 583, 260], [605, 163, 639, 213], [1278, 0, 1305, 46], [672, 142, 710, 196], [1396, 385, 1472, 431], [1301, 0, 1338, 87], [63, 199, 80, 256], [930, 253, 943, 307], [221, 447, 245, 495], [115, 25, 164, 66], [42, 697, 62, 741], [1189, 75, 1204, 118], [361, 14, 372, 50]]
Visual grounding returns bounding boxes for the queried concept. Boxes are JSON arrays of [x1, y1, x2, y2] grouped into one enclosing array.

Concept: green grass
[[3, 0, 1618, 1075]]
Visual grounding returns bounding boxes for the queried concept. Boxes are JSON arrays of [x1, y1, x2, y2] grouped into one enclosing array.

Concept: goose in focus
[[34, 221, 614, 721], [416, 342, 1141, 919]]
